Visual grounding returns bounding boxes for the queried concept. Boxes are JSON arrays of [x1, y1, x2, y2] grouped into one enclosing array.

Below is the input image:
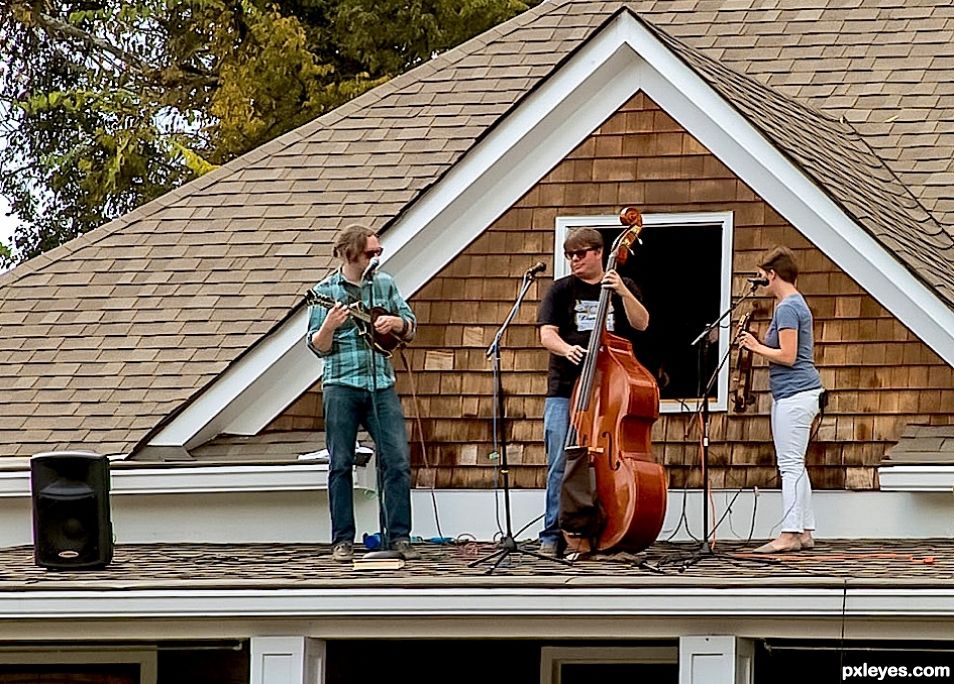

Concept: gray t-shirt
[[764, 293, 822, 400]]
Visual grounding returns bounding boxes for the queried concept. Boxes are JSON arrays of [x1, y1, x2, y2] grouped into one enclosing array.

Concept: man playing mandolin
[[307, 224, 418, 562], [537, 227, 650, 557]]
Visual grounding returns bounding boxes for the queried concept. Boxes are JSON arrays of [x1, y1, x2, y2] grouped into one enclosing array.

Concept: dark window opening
[[595, 223, 723, 403], [0, 664, 138, 684], [562, 662, 678, 683]]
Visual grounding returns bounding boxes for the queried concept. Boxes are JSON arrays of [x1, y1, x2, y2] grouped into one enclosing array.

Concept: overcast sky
[[0, 195, 16, 255]]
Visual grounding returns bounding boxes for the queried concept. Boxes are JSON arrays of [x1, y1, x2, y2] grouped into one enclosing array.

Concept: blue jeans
[[541, 396, 570, 544], [323, 384, 412, 545]]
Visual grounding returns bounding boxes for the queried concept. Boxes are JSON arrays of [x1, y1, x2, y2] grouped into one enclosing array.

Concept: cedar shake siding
[[269, 92, 954, 491]]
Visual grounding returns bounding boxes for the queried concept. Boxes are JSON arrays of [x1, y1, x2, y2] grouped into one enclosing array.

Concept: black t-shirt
[[537, 274, 643, 398]]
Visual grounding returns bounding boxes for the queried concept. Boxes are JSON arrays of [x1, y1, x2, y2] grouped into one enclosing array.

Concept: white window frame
[[0, 646, 157, 684], [554, 212, 735, 413], [540, 645, 678, 684]]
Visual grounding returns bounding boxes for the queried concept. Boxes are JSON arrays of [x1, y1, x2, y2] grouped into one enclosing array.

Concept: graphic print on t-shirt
[[574, 299, 615, 333]]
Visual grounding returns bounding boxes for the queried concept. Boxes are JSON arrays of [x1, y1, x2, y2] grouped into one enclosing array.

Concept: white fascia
[[0, 463, 375, 498], [878, 465, 954, 492], [7, 586, 954, 621], [149, 10, 954, 451]]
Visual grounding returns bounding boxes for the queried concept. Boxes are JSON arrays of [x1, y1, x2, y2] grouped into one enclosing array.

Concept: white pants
[[771, 388, 823, 533]]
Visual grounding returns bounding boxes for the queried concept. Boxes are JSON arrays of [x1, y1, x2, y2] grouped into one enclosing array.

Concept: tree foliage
[[0, 0, 538, 266]]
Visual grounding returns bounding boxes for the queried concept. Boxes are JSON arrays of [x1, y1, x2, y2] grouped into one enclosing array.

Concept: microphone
[[526, 261, 547, 277], [747, 276, 769, 287], [362, 256, 380, 281]]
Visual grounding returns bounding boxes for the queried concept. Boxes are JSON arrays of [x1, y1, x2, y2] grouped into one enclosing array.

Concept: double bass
[[562, 207, 667, 554]]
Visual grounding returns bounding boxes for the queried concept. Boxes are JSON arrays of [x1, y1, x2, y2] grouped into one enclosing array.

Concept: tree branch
[[34, 12, 152, 75]]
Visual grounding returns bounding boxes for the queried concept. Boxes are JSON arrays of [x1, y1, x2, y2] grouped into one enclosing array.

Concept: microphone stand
[[644, 283, 774, 572], [469, 267, 571, 574]]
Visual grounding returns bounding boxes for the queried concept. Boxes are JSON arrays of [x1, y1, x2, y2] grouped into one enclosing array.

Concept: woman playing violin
[[738, 246, 824, 554]]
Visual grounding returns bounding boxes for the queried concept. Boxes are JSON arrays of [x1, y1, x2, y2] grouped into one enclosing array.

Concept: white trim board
[[878, 465, 954, 492], [8, 586, 954, 622], [149, 10, 954, 450], [0, 462, 374, 498]]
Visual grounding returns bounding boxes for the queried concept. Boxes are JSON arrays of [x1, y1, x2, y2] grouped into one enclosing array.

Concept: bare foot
[[752, 533, 802, 554], [799, 532, 815, 550]]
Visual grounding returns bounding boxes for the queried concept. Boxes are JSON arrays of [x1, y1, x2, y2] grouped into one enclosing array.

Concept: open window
[[554, 212, 734, 413]]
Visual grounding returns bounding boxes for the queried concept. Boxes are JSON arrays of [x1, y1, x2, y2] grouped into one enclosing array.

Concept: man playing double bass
[[537, 227, 650, 558]]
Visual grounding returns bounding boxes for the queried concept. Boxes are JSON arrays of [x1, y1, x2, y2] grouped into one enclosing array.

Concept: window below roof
[[554, 212, 734, 414]]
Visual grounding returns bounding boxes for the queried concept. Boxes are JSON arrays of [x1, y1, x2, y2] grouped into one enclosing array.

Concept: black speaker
[[30, 452, 113, 569]]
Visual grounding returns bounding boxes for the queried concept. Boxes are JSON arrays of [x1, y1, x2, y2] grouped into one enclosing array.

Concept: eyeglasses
[[564, 247, 596, 260], [364, 247, 384, 258]]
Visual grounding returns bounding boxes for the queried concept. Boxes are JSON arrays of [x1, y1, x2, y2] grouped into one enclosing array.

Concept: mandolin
[[305, 290, 406, 357]]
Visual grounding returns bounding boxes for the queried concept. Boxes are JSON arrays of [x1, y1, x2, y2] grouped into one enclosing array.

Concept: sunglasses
[[364, 247, 384, 258], [564, 247, 596, 260]]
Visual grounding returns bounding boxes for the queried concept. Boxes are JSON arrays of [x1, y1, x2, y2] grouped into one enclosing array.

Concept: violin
[[733, 311, 756, 412], [733, 311, 756, 413], [561, 207, 666, 554]]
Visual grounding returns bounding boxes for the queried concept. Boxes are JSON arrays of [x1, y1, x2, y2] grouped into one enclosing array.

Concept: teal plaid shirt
[[306, 269, 415, 391]]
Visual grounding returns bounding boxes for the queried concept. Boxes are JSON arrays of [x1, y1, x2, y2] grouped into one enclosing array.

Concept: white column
[[250, 637, 326, 684], [679, 636, 754, 684]]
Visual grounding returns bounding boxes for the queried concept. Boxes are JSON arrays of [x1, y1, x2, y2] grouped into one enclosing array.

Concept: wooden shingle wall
[[271, 92, 954, 491]]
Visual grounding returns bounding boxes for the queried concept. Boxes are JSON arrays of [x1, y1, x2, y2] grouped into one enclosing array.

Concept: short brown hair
[[759, 246, 799, 284], [333, 224, 376, 262], [564, 227, 604, 253]]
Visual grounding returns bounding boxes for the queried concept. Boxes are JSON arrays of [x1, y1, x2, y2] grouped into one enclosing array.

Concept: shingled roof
[[1, 0, 952, 458], [4, 539, 954, 643], [640, 14, 954, 303]]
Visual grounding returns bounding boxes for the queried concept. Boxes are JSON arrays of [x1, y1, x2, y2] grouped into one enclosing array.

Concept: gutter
[[6, 585, 954, 620]]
